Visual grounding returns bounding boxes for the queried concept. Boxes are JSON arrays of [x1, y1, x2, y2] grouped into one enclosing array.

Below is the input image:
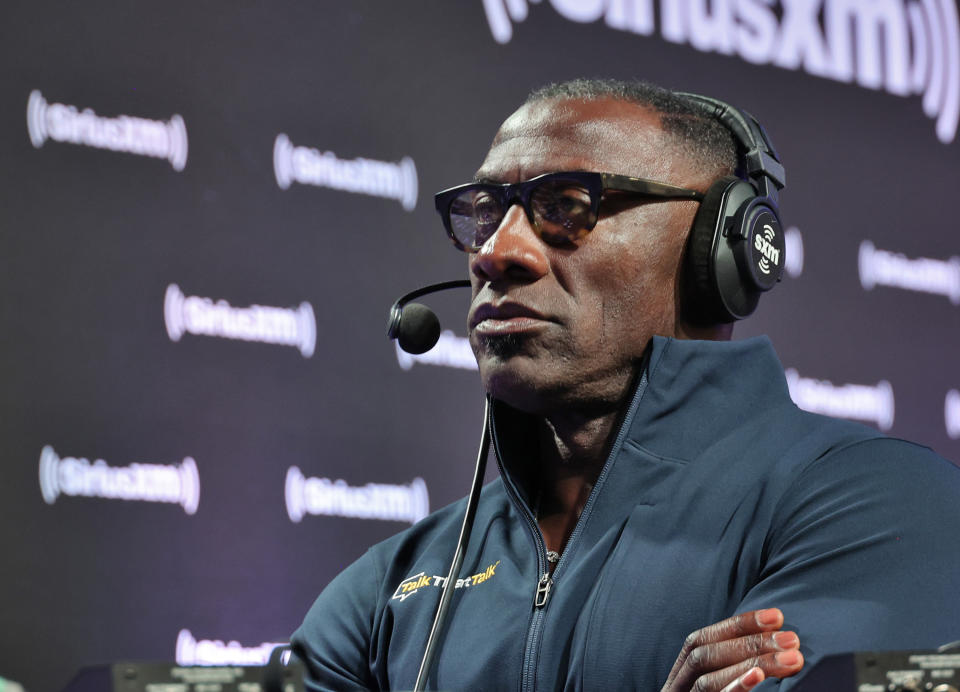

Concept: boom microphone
[[387, 280, 471, 354], [385, 278, 490, 690], [395, 304, 440, 355]]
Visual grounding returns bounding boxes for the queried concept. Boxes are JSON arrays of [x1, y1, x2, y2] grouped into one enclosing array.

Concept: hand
[[660, 608, 804, 692]]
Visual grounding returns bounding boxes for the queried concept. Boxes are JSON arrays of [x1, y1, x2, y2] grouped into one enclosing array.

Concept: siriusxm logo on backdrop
[[38, 445, 200, 514], [273, 133, 418, 210], [285, 467, 429, 525], [395, 330, 479, 371], [164, 284, 317, 357], [26, 90, 188, 169], [785, 368, 895, 430], [482, 0, 960, 143], [859, 240, 960, 304], [946, 389, 960, 438], [175, 629, 286, 666]]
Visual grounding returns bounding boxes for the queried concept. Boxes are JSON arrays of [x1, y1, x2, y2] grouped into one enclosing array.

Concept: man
[[292, 80, 960, 691]]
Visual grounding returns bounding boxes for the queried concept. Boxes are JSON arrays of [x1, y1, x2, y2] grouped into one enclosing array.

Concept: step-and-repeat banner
[[1, 2, 958, 689]]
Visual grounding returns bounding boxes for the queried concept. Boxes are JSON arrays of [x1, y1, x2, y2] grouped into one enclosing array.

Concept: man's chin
[[476, 332, 527, 360], [474, 342, 555, 412]]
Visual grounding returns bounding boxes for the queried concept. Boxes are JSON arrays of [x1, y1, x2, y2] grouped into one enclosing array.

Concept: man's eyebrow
[[472, 169, 594, 184]]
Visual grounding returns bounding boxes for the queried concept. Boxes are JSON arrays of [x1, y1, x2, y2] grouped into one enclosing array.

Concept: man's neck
[[534, 407, 623, 564]]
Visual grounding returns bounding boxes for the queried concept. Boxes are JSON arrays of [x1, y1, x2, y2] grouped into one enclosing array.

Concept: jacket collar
[[490, 335, 790, 507], [632, 334, 791, 462]]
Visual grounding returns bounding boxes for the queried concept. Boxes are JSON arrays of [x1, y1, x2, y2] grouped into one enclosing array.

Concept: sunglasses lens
[[448, 188, 503, 250], [530, 179, 595, 245], [443, 177, 599, 251]]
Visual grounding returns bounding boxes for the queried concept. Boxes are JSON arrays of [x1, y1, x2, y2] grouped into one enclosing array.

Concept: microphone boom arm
[[386, 280, 471, 341], [412, 396, 491, 691]]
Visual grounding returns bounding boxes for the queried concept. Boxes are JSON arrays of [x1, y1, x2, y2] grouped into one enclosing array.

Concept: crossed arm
[[664, 440, 960, 691]]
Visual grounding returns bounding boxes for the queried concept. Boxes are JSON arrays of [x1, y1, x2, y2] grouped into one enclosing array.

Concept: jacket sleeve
[[735, 437, 960, 690], [291, 549, 381, 691]]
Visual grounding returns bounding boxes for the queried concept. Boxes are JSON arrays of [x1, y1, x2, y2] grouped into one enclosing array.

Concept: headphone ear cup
[[685, 176, 739, 324]]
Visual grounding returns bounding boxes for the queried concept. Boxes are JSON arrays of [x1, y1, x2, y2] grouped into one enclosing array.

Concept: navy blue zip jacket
[[292, 336, 960, 690]]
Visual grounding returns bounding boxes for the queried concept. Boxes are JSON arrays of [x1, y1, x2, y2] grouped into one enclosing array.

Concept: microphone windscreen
[[397, 303, 441, 354]]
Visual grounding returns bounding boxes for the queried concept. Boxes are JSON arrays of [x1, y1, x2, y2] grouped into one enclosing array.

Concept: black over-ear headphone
[[678, 93, 787, 324]]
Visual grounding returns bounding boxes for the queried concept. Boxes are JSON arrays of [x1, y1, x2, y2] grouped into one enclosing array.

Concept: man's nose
[[470, 205, 549, 284]]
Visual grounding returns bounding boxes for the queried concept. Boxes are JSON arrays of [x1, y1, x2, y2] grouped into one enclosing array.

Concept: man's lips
[[469, 302, 553, 334]]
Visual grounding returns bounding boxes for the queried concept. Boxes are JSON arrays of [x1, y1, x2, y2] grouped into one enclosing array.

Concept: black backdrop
[[2, 2, 959, 690]]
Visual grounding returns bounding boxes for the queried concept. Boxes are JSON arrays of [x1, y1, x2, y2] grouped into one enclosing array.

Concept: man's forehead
[[476, 97, 673, 181]]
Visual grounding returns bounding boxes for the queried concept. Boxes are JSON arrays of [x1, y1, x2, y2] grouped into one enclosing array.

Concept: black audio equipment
[[387, 279, 471, 354], [679, 93, 787, 324], [385, 281, 491, 691], [793, 649, 960, 691], [62, 658, 305, 692]]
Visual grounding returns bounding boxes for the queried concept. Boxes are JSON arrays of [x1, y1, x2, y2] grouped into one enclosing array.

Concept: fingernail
[[756, 608, 781, 626], [774, 631, 799, 649], [741, 667, 764, 687], [776, 649, 802, 667]]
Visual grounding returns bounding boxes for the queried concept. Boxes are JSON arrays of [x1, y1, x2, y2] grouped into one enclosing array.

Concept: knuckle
[[747, 634, 765, 655], [687, 646, 707, 671], [684, 631, 703, 651], [758, 652, 780, 672], [691, 676, 712, 692], [732, 612, 752, 636]]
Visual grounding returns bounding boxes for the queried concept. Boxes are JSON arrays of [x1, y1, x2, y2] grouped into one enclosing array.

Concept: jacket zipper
[[494, 437, 551, 691], [494, 368, 650, 691], [534, 573, 553, 607]]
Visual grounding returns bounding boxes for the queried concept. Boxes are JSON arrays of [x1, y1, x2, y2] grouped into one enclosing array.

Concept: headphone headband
[[675, 92, 788, 324], [675, 93, 786, 202]]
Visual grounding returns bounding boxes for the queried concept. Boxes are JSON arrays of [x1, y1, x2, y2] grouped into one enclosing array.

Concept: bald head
[[525, 78, 739, 185], [484, 96, 718, 193]]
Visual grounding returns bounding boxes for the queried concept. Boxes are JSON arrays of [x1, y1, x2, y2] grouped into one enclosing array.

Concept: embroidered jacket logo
[[391, 561, 501, 602]]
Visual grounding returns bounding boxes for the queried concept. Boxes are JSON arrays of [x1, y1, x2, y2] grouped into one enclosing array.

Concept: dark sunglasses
[[434, 171, 704, 252]]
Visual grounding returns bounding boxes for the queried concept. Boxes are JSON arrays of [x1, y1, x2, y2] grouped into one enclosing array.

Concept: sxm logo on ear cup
[[686, 176, 783, 323], [736, 203, 785, 292]]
